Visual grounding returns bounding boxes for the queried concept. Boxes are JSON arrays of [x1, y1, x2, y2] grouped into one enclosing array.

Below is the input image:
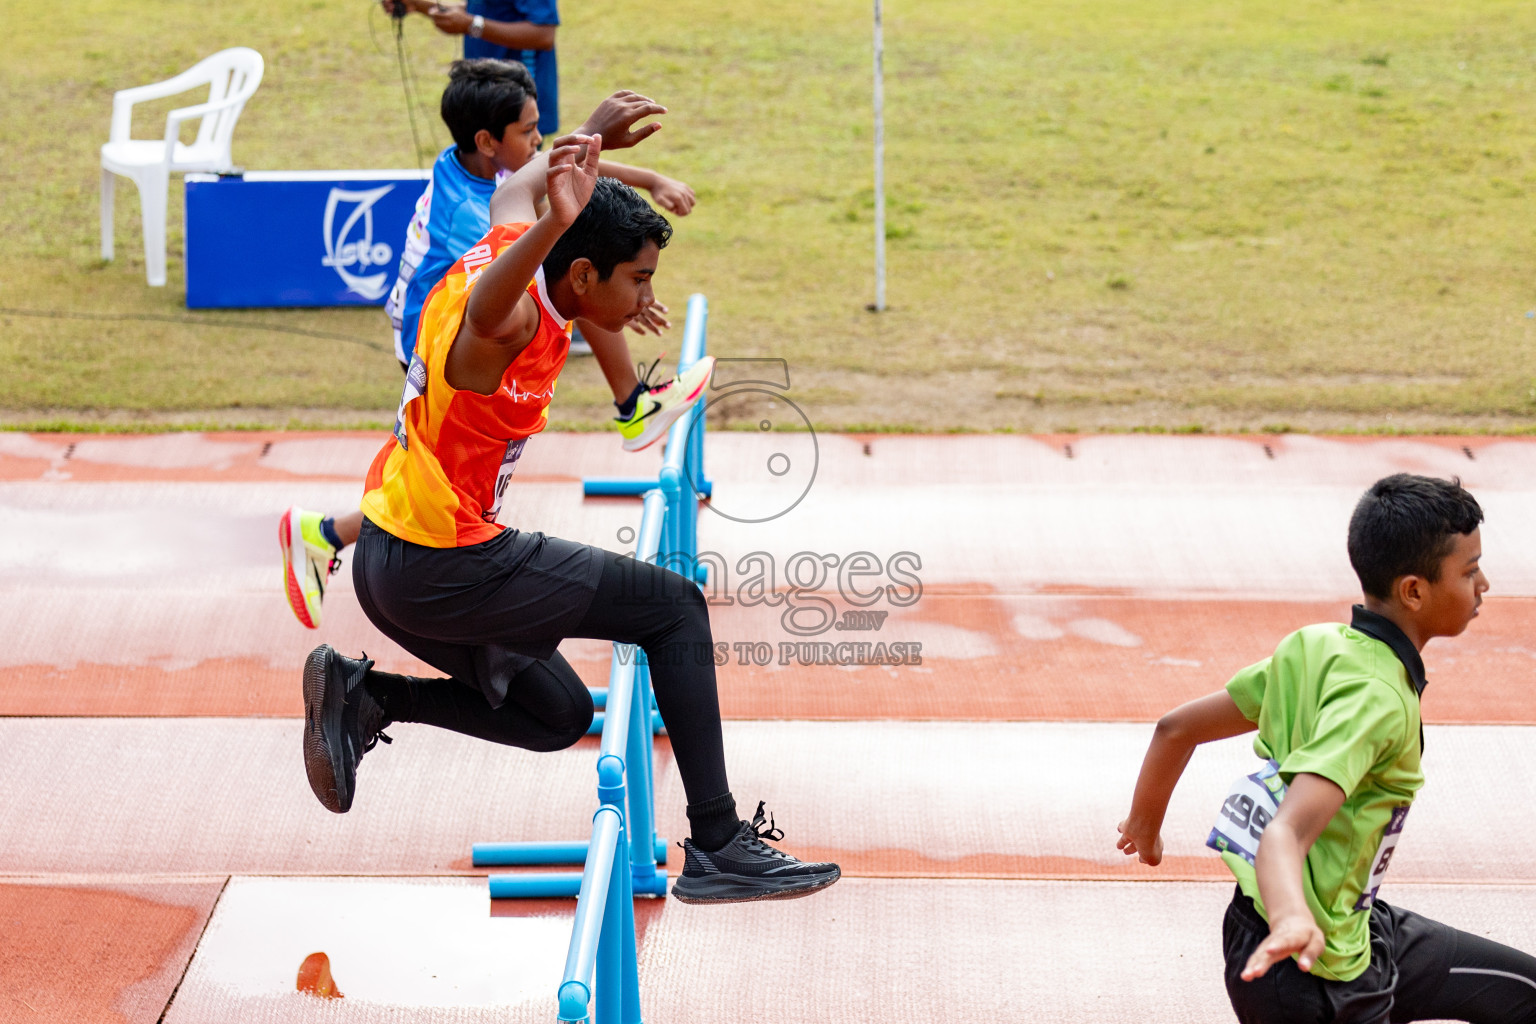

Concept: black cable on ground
[[0, 307, 392, 354]]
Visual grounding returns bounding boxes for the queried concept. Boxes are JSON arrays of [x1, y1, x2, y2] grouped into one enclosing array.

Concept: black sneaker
[[671, 802, 840, 905], [302, 645, 391, 813]]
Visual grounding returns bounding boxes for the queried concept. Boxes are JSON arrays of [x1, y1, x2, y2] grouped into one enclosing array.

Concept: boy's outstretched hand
[[545, 134, 601, 227], [578, 91, 667, 151], [1115, 817, 1163, 865], [1241, 913, 1326, 980], [647, 176, 696, 216]]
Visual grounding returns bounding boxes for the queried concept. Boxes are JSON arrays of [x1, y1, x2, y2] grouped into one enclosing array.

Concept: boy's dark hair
[[1347, 473, 1483, 599], [441, 59, 537, 154], [543, 177, 672, 282]]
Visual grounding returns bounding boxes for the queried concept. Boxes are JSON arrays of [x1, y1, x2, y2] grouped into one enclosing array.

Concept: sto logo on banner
[[321, 185, 396, 300]]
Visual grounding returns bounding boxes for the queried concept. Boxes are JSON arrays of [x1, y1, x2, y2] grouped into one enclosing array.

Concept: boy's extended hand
[[648, 177, 696, 216], [545, 134, 601, 226], [578, 91, 666, 151], [1115, 818, 1163, 865], [1242, 913, 1326, 979]]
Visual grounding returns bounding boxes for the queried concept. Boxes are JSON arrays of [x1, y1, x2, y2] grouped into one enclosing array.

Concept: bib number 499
[[1219, 792, 1274, 840], [1207, 760, 1287, 866]]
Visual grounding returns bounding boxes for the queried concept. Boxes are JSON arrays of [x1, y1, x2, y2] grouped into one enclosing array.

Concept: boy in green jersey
[[1118, 474, 1536, 1023]]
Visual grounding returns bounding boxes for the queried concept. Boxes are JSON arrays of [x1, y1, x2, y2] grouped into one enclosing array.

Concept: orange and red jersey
[[361, 222, 573, 548]]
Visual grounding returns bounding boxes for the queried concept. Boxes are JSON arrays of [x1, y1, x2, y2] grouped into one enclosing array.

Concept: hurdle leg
[[641, 663, 664, 865], [595, 822, 627, 1024], [675, 413, 698, 561], [619, 842, 642, 1024], [627, 658, 663, 887], [659, 465, 684, 567]]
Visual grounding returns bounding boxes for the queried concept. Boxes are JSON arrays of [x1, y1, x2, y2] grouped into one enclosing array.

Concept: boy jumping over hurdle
[[301, 132, 840, 905], [280, 61, 707, 629], [1118, 473, 1536, 1022]]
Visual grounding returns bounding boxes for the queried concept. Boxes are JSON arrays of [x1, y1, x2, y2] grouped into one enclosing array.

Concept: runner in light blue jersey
[[386, 144, 504, 366], [384, 60, 696, 367]]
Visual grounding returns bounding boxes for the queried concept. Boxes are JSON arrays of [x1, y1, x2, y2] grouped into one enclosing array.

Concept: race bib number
[[1354, 805, 1410, 910], [1207, 760, 1287, 866], [484, 438, 527, 522], [392, 352, 428, 451]]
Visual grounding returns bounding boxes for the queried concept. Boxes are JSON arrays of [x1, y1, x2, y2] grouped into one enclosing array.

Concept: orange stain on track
[[295, 951, 344, 998], [0, 882, 222, 1024]]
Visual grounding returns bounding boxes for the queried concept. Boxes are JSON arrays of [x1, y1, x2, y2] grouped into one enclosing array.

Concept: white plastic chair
[[100, 47, 264, 287]]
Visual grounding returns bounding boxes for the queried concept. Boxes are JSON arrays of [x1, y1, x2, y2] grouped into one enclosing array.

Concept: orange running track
[[5, 432, 1536, 723], [4, 432, 1535, 1023]]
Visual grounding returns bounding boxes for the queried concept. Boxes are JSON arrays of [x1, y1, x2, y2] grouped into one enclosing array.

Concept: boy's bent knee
[[519, 695, 594, 752], [673, 580, 712, 640], [529, 717, 593, 752], [676, 574, 708, 612]]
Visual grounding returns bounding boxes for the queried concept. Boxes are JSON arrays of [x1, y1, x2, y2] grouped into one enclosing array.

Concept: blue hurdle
[[471, 294, 713, 1023]]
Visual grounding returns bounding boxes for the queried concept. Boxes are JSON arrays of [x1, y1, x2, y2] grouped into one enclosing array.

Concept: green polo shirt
[[1222, 613, 1424, 982]]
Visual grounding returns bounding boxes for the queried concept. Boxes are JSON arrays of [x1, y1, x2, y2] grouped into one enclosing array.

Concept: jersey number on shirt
[[392, 352, 429, 451], [485, 437, 527, 522], [1354, 805, 1411, 910], [1207, 760, 1287, 866]]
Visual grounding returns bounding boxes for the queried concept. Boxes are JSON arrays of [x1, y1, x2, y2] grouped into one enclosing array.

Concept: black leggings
[[365, 548, 729, 807], [1224, 888, 1536, 1023]]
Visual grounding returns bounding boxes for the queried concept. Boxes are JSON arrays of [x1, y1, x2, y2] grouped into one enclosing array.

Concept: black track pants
[[354, 521, 729, 805], [1224, 888, 1536, 1023]]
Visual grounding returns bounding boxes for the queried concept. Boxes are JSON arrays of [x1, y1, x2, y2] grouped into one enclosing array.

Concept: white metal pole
[[872, 0, 887, 312]]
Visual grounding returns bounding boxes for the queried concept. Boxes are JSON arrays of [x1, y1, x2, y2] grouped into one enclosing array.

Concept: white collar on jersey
[[533, 266, 572, 331]]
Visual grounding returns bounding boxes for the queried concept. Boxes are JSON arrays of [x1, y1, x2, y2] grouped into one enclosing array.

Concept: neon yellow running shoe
[[280, 505, 340, 629], [616, 355, 715, 453]]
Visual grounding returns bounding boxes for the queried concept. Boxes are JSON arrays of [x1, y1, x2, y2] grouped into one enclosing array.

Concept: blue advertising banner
[[185, 171, 430, 308]]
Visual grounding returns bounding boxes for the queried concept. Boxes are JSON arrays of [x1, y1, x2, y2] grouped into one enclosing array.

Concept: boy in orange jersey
[[301, 134, 841, 905], [279, 73, 707, 630]]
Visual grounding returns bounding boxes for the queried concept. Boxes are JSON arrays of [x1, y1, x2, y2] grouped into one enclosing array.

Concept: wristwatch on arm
[[470, 13, 485, 37]]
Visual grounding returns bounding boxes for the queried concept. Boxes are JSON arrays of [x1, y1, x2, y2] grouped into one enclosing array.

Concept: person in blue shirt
[[391, 0, 561, 136]]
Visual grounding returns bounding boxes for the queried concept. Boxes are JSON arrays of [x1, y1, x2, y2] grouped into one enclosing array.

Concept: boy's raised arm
[[598, 161, 696, 216], [450, 135, 601, 395], [575, 91, 667, 150], [486, 91, 669, 226], [488, 147, 554, 226], [1117, 690, 1256, 866]]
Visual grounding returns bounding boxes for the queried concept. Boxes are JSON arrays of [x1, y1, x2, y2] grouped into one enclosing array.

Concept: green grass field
[[3, 0, 1536, 432]]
